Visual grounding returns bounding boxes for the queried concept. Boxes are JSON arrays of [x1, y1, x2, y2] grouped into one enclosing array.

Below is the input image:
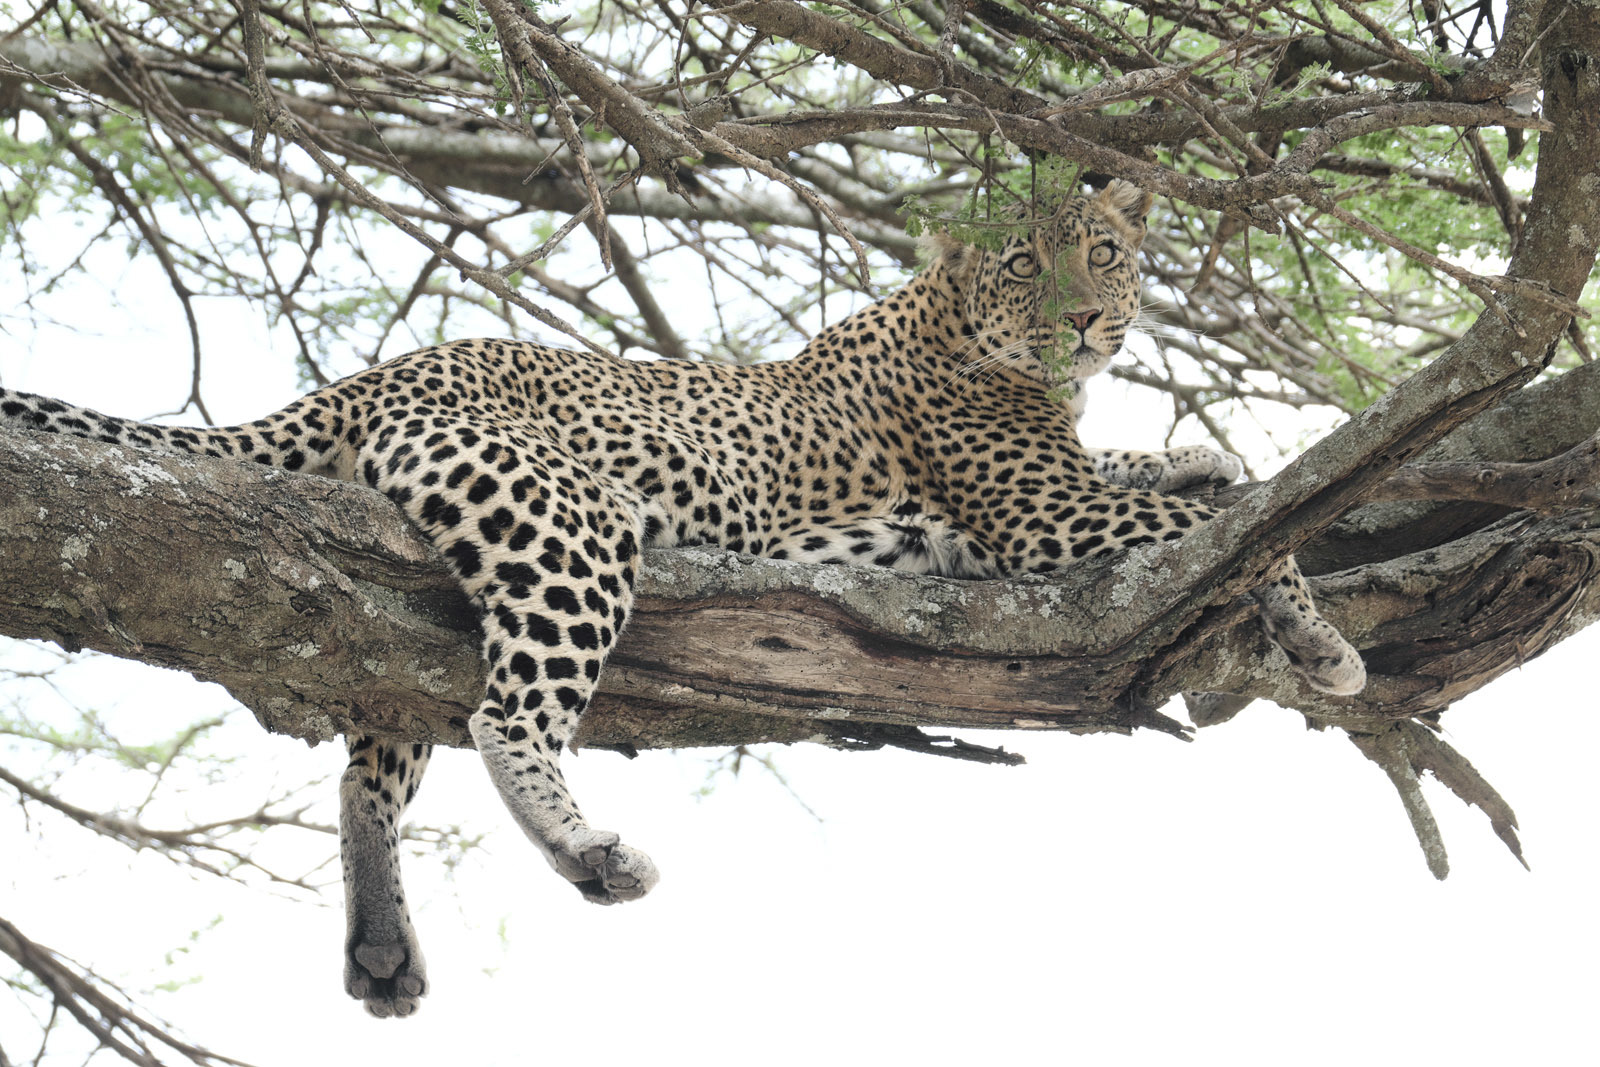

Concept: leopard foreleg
[[1089, 446, 1243, 493], [764, 516, 999, 578], [1251, 561, 1366, 695]]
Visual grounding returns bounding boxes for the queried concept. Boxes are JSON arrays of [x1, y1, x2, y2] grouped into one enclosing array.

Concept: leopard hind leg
[[467, 514, 658, 904], [372, 423, 658, 904], [340, 734, 431, 1017]]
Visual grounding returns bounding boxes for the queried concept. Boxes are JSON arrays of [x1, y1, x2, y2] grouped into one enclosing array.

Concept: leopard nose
[[1063, 308, 1102, 332]]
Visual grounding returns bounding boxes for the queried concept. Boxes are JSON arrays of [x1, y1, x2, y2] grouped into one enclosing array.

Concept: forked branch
[[1347, 721, 1528, 879], [0, 916, 254, 1067]]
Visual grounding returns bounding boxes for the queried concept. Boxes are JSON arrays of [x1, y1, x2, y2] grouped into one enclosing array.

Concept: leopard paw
[[1100, 446, 1244, 493], [1202, 449, 1244, 486], [550, 827, 660, 905], [1162, 445, 1242, 490], [346, 934, 427, 1018], [1262, 615, 1366, 696]]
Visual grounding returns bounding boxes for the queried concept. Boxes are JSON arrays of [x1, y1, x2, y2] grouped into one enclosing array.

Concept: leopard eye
[[1089, 243, 1117, 268], [1005, 252, 1038, 279]]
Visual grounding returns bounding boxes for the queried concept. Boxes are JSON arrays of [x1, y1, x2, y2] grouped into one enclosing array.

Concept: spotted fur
[[0, 179, 1363, 1017], [1064, 379, 1246, 493], [1089, 439, 1245, 493]]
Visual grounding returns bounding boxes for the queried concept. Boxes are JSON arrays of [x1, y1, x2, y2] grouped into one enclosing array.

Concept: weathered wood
[[0, 428, 1157, 750], [4, 414, 1600, 756]]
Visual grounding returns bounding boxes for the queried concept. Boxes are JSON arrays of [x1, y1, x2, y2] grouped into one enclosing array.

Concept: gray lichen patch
[[59, 533, 92, 565], [106, 451, 189, 499], [1107, 542, 1168, 610], [296, 712, 338, 743], [254, 694, 336, 743], [410, 664, 453, 695], [269, 558, 324, 591]]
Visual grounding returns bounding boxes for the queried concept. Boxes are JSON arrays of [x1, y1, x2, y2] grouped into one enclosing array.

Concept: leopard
[[0, 178, 1364, 1018]]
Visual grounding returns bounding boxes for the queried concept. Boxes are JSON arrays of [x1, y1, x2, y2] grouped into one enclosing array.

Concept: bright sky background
[[2, 196, 1596, 1067]]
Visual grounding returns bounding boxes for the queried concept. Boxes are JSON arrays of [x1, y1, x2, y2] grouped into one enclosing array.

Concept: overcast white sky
[[2, 198, 1596, 1066]]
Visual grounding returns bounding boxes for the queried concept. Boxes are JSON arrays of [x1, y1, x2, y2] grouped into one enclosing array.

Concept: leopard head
[[933, 179, 1153, 390]]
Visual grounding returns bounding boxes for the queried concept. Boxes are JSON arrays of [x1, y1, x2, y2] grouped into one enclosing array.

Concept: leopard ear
[[1094, 180, 1154, 245], [926, 230, 981, 282]]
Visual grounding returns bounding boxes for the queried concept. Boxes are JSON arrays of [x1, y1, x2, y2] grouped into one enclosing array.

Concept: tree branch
[[1347, 720, 1528, 880], [5, 413, 1600, 756], [1360, 431, 1600, 511], [711, 0, 1045, 113], [0, 916, 253, 1067], [1085, 11, 1600, 662]]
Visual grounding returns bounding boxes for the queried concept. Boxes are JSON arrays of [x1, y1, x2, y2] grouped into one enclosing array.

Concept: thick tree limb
[[1213, 408, 1600, 541], [1168, 362, 1600, 729], [4, 414, 1599, 755], [1290, 359, 1600, 576]]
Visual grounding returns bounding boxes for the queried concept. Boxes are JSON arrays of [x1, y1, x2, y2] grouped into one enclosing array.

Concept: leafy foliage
[[4, 1, 1579, 449]]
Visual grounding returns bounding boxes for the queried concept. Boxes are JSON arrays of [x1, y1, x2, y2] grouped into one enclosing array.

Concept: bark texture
[[4, 356, 1599, 757]]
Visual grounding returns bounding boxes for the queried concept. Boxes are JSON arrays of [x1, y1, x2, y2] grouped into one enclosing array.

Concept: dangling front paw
[[550, 827, 660, 904], [1261, 615, 1367, 696]]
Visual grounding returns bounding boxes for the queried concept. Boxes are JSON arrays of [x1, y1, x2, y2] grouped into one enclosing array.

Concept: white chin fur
[[1069, 350, 1113, 379]]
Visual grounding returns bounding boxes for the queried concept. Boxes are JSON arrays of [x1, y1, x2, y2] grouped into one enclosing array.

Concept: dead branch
[[1347, 720, 1527, 879], [1362, 431, 1600, 512], [0, 916, 254, 1067]]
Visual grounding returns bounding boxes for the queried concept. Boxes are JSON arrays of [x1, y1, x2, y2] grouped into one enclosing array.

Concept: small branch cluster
[[0, 915, 253, 1067], [2, 0, 1592, 427]]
